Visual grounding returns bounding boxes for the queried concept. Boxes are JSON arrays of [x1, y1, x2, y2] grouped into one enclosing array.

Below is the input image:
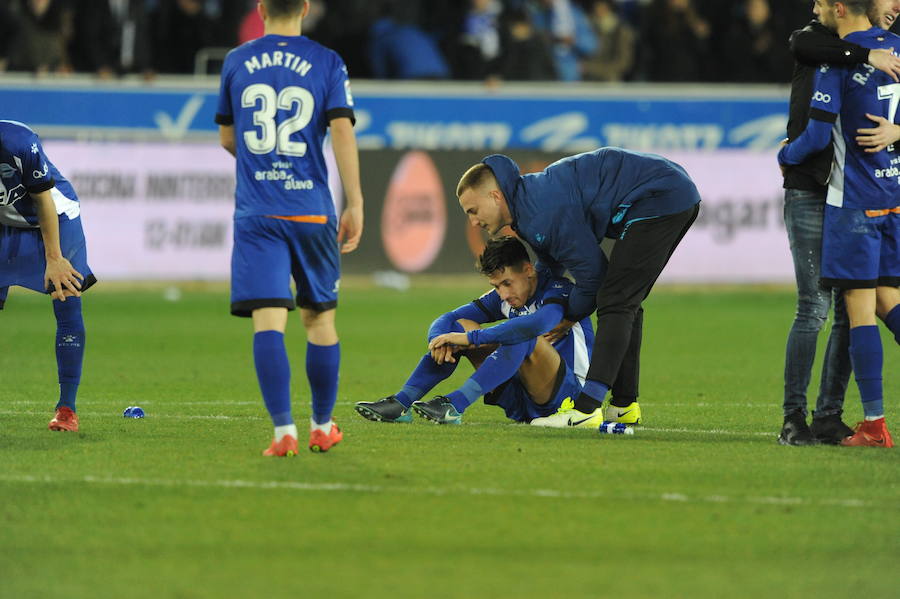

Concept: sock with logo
[[884, 304, 900, 345], [254, 331, 292, 427], [849, 326, 883, 419], [53, 297, 85, 412], [395, 354, 460, 408], [307, 341, 340, 425], [446, 339, 534, 413], [574, 380, 609, 413]]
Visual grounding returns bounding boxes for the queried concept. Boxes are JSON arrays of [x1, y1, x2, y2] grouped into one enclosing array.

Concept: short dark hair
[[478, 236, 530, 276], [263, 0, 307, 19], [456, 163, 497, 198], [826, 0, 872, 16]]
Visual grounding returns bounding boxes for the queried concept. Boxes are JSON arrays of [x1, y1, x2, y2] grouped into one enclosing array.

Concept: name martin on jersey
[[244, 51, 312, 76]]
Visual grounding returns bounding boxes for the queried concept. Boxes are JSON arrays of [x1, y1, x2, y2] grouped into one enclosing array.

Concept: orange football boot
[[263, 435, 299, 457], [309, 422, 343, 453], [48, 407, 79, 432], [841, 418, 894, 448]]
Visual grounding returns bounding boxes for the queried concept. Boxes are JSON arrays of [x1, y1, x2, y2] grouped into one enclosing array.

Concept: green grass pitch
[[1, 281, 898, 598]]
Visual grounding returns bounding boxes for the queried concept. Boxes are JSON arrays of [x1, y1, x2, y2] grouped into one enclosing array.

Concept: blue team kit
[[431, 270, 594, 422], [483, 148, 701, 319], [215, 34, 355, 315], [779, 28, 900, 288], [0, 120, 95, 309]]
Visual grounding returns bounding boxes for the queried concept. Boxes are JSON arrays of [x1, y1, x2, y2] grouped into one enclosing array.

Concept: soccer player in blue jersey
[[454, 149, 700, 428], [779, 0, 900, 448], [355, 236, 594, 425], [215, 0, 364, 456], [0, 120, 95, 433]]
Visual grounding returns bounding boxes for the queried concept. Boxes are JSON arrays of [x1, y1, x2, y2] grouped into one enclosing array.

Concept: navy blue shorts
[[484, 359, 583, 423], [230, 215, 340, 317], [0, 216, 96, 310], [821, 205, 900, 289]]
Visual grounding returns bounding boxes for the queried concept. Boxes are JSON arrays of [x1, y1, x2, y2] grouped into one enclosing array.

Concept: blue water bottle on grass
[[598, 421, 633, 435]]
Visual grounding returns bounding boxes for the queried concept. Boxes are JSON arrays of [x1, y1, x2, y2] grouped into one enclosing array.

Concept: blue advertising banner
[[0, 77, 789, 151]]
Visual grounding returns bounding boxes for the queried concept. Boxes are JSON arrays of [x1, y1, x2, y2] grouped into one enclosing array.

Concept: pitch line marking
[[0, 411, 784, 436], [0, 473, 879, 510], [6, 400, 783, 409]]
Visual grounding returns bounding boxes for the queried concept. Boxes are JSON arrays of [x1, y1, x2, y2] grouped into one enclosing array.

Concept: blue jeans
[[783, 189, 851, 417]]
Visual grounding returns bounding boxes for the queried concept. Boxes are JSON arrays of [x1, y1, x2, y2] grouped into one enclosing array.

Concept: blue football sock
[[446, 339, 534, 413], [307, 342, 340, 425], [253, 331, 292, 427], [53, 297, 85, 412], [885, 304, 900, 346], [849, 326, 883, 419], [395, 354, 459, 408]]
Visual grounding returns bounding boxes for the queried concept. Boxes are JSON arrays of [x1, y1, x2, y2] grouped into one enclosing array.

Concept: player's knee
[[456, 318, 481, 332]]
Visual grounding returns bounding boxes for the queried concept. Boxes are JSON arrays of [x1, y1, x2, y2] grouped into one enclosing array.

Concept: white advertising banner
[[45, 142, 792, 283], [47, 141, 236, 279], [659, 150, 791, 283]]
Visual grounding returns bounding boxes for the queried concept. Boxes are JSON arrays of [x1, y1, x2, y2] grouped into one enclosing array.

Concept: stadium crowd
[[4, 0, 896, 83]]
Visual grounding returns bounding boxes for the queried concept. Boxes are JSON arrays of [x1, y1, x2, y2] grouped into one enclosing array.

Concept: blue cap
[[123, 406, 145, 418]]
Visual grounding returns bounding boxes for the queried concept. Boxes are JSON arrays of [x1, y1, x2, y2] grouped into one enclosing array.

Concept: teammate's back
[[216, 32, 354, 218]]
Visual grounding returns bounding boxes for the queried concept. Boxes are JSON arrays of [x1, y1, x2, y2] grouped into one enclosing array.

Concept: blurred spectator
[[528, 0, 598, 81], [69, 0, 153, 78], [451, 0, 504, 80], [368, 7, 450, 79], [724, 0, 793, 83], [582, 0, 635, 82], [498, 8, 557, 80], [0, 2, 17, 71], [5, 0, 73, 75], [641, 0, 710, 82], [151, 0, 217, 74]]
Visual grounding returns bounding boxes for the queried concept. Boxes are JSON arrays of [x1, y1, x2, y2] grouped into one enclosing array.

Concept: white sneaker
[[530, 398, 605, 428]]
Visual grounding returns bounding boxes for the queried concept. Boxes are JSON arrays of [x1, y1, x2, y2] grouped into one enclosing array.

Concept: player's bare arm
[[33, 189, 83, 301], [856, 112, 900, 152], [218, 125, 236, 157], [867, 48, 900, 82], [330, 116, 364, 254]]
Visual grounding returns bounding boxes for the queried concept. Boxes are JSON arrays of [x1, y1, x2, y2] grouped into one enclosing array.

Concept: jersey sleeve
[[778, 64, 843, 166], [467, 303, 564, 346], [426, 296, 499, 342], [325, 53, 355, 125], [537, 210, 607, 321], [789, 21, 870, 67], [21, 131, 55, 193], [214, 54, 235, 126]]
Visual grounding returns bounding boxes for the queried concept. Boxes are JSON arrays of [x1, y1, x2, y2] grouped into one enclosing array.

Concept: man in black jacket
[[778, 0, 900, 446]]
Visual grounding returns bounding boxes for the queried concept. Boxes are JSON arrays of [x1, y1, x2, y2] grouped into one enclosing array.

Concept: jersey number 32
[[241, 83, 314, 157]]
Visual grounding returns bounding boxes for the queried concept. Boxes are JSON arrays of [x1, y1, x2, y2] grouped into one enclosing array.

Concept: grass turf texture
[[1, 282, 898, 599]]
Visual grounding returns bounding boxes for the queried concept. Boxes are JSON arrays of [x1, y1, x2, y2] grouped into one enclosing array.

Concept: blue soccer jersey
[[797, 29, 900, 209], [454, 272, 594, 384], [0, 120, 80, 228], [215, 34, 355, 219]]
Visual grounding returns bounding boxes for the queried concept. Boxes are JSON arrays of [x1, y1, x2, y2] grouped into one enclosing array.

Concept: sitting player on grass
[[355, 236, 595, 425]]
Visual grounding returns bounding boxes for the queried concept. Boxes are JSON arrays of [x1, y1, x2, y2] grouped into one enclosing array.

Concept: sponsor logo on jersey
[[813, 91, 832, 104]]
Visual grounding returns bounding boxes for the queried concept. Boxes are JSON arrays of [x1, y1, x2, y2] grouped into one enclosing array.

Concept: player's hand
[[429, 332, 469, 352], [543, 319, 575, 344], [867, 48, 900, 83], [856, 113, 900, 153], [338, 204, 363, 254], [44, 257, 83, 302], [430, 344, 457, 365]]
